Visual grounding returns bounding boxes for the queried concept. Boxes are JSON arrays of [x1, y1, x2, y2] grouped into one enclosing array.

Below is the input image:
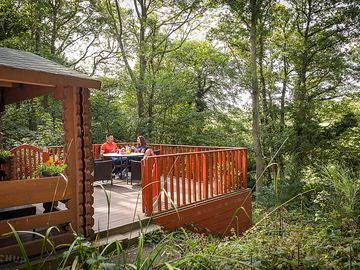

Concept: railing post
[[242, 150, 248, 188], [142, 159, 153, 216], [43, 147, 49, 163]]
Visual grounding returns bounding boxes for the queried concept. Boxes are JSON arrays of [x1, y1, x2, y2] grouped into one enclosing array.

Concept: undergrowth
[[4, 164, 360, 269]]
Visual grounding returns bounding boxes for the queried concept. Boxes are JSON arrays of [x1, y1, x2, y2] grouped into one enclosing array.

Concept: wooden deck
[[93, 179, 145, 233]]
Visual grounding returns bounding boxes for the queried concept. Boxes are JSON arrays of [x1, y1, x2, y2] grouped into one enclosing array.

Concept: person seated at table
[[100, 133, 122, 175], [136, 136, 148, 153], [143, 148, 155, 159], [100, 133, 118, 156]]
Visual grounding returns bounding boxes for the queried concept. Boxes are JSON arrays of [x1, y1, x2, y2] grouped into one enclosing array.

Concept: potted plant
[[0, 150, 14, 180], [35, 158, 67, 178], [34, 158, 67, 213]]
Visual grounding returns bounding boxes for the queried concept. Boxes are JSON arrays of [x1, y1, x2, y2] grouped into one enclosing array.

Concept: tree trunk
[[250, 0, 265, 189], [280, 56, 287, 132], [136, 3, 146, 136]]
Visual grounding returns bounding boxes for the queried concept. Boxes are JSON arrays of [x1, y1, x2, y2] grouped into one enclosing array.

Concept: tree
[[94, 0, 207, 136], [287, 0, 359, 174]]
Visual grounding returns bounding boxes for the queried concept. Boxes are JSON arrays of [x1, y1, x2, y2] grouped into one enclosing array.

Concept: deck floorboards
[[93, 179, 145, 233]]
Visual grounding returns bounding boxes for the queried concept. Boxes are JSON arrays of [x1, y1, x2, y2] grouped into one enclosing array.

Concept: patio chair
[[129, 160, 141, 185], [93, 159, 113, 185], [129, 149, 160, 185]]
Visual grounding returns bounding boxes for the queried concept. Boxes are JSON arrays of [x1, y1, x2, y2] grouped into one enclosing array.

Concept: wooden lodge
[[0, 47, 252, 265]]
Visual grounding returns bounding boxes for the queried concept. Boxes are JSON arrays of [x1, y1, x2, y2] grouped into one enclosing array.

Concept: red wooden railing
[[141, 147, 247, 216], [10, 144, 248, 217], [48, 143, 234, 161], [11, 144, 50, 179]]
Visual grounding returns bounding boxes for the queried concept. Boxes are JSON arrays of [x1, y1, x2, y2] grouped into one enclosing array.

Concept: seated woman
[[136, 136, 148, 153]]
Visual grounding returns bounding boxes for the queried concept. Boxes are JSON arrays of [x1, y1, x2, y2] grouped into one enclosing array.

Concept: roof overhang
[[0, 65, 101, 89]]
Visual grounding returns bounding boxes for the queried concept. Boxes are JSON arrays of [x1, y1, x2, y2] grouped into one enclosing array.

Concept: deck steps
[[95, 223, 162, 248], [96, 217, 153, 238]]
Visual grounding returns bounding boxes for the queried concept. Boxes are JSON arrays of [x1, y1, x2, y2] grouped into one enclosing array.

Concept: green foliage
[[3, 97, 63, 149], [0, 150, 11, 158], [318, 164, 360, 219], [34, 159, 67, 177]]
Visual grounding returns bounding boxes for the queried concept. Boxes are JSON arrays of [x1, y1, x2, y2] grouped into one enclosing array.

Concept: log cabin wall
[[81, 87, 95, 239], [0, 47, 101, 263], [62, 86, 94, 237]]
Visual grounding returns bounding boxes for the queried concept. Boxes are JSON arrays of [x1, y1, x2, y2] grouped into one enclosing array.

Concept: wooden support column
[[81, 88, 94, 239], [62, 86, 87, 235]]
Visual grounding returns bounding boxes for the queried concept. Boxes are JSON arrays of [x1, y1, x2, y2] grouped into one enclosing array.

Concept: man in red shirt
[[100, 133, 123, 178], [100, 133, 118, 156]]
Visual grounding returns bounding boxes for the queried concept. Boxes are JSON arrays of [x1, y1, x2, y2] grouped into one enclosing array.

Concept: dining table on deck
[[103, 152, 144, 159]]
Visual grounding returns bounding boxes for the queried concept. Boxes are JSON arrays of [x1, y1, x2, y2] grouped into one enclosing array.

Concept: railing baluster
[[242, 150, 248, 188], [209, 153, 213, 198], [226, 151, 231, 192], [169, 156, 175, 207], [181, 155, 186, 205], [187, 155, 191, 204], [175, 156, 180, 207], [164, 156, 168, 210], [233, 150, 236, 190], [219, 152, 225, 194], [32, 148, 36, 178], [202, 154, 208, 200], [196, 153, 201, 200], [213, 152, 218, 195], [192, 154, 197, 202]]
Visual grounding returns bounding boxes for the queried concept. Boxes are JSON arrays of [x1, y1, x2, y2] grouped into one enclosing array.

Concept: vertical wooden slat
[[192, 154, 197, 201], [37, 152, 41, 177], [242, 150, 248, 188], [169, 156, 174, 207], [175, 156, 180, 207], [218, 151, 222, 194], [148, 158, 154, 215], [234, 150, 240, 189], [145, 159, 153, 216], [164, 156, 168, 210], [142, 160, 146, 213], [187, 155, 192, 204], [32, 148, 36, 177], [209, 153, 213, 197], [227, 151, 231, 192], [181, 155, 186, 205], [196, 153, 201, 201], [24, 149, 29, 178], [156, 158, 162, 212], [214, 152, 218, 195], [202, 154, 208, 200]]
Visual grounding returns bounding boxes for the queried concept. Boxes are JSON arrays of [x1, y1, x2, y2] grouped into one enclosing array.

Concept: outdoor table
[[103, 153, 144, 158], [103, 153, 144, 180]]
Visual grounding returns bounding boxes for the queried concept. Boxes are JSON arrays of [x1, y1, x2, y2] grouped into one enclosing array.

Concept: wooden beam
[[0, 65, 101, 89], [0, 177, 71, 208], [1, 84, 57, 105], [0, 232, 74, 257], [0, 210, 73, 235], [0, 81, 13, 88]]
